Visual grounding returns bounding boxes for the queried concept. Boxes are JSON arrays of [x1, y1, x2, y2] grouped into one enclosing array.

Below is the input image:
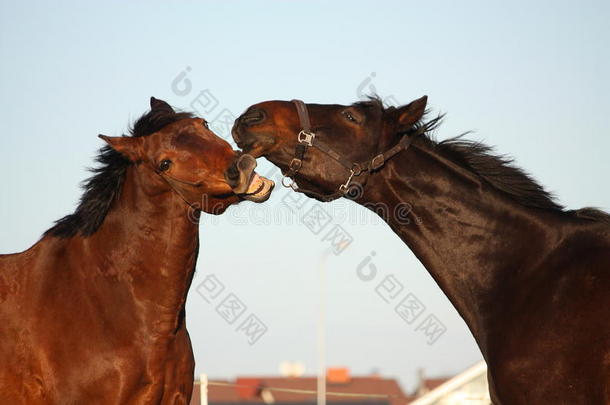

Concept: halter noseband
[[282, 99, 424, 202]]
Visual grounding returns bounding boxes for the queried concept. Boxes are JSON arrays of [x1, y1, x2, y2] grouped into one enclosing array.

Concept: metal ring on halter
[[281, 175, 298, 190], [281, 175, 293, 188], [370, 154, 385, 171]]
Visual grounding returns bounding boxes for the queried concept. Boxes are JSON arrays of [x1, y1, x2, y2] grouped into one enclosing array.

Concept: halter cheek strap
[[282, 99, 424, 202], [159, 173, 203, 208]]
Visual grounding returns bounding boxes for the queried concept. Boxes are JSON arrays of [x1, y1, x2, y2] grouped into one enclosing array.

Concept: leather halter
[[159, 172, 203, 207], [281, 99, 424, 202], [157, 153, 257, 208]]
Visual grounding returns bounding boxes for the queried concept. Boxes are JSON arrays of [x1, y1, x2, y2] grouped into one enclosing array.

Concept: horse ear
[[98, 135, 143, 162], [150, 97, 175, 113], [396, 95, 427, 131]]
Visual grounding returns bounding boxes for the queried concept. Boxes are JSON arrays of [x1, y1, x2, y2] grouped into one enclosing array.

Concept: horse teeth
[[246, 174, 263, 194], [243, 173, 274, 201]]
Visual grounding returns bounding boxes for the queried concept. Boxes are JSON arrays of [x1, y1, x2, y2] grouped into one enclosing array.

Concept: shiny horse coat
[[0, 98, 272, 404], [233, 96, 610, 405]]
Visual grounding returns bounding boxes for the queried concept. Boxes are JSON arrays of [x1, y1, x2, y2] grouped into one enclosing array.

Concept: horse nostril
[[226, 154, 259, 193], [237, 154, 256, 172], [225, 163, 240, 186], [240, 107, 265, 126]]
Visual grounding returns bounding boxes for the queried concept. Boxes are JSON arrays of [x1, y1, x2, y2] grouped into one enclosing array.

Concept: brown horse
[[233, 96, 610, 404], [0, 97, 273, 405]]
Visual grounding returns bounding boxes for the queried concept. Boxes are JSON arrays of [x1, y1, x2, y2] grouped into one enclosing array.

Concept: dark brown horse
[[233, 96, 610, 404], [0, 97, 273, 405]]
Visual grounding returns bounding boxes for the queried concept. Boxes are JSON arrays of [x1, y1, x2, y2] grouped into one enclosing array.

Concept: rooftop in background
[[190, 368, 412, 405], [189, 363, 490, 405]]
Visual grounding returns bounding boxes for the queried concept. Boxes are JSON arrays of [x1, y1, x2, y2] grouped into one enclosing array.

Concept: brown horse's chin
[[234, 138, 270, 159], [241, 144, 266, 159], [201, 195, 240, 215]]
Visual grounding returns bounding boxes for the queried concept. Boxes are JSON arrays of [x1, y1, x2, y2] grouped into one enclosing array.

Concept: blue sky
[[1, 0, 609, 391]]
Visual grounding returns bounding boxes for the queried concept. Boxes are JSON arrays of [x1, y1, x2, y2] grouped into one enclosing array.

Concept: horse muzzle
[[229, 154, 274, 202]]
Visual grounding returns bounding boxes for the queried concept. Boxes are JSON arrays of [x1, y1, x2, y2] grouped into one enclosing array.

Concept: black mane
[[435, 137, 610, 222], [46, 106, 193, 238], [366, 98, 610, 223], [437, 137, 563, 211]]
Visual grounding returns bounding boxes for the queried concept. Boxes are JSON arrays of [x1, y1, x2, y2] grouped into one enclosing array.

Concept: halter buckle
[[371, 154, 385, 170], [289, 158, 302, 172], [297, 130, 316, 146]]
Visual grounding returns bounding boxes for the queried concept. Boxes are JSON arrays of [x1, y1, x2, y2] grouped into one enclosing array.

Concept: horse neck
[[359, 141, 560, 352], [83, 166, 199, 327]]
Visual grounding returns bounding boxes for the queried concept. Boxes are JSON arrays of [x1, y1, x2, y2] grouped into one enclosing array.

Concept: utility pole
[[317, 248, 332, 405], [200, 374, 208, 405]]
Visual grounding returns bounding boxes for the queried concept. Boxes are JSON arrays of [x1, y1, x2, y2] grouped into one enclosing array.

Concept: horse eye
[[202, 120, 209, 129], [343, 111, 357, 123], [159, 159, 172, 172]]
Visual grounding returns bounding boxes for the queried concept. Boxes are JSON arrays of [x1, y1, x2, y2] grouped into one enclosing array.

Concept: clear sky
[[1, 0, 609, 392]]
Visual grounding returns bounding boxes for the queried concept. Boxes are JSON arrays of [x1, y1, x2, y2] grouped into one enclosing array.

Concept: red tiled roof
[[423, 378, 450, 391], [190, 376, 411, 405]]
